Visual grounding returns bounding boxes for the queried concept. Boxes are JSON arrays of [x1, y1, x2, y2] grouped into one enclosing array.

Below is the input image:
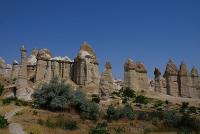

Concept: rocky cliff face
[[99, 61, 113, 100], [190, 67, 200, 99], [154, 68, 167, 94], [124, 58, 149, 91], [178, 62, 191, 98], [0, 57, 12, 78], [72, 42, 100, 87], [155, 60, 200, 99], [164, 59, 179, 96]]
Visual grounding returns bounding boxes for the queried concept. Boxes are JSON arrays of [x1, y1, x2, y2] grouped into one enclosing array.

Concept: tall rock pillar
[[17, 45, 28, 89], [190, 67, 200, 99], [164, 59, 179, 96], [178, 62, 191, 98], [99, 61, 113, 100]]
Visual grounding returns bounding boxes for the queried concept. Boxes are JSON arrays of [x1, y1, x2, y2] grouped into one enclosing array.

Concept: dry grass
[[0, 104, 17, 115], [0, 128, 9, 134]]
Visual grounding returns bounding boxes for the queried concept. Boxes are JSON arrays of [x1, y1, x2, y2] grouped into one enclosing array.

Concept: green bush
[[120, 104, 134, 120], [163, 111, 179, 128], [89, 122, 109, 134], [188, 106, 197, 114], [0, 84, 4, 96], [180, 102, 189, 113], [134, 95, 149, 104], [2, 97, 30, 106], [80, 101, 100, 120], [34, 77, 73, 111], [34, 77, 100, 120], [107, 105, 121, 120], [122, 87, 136, 99], [107, 104, 134, 120], [2, 97, 18, 105], [0, 115, 8, 128]]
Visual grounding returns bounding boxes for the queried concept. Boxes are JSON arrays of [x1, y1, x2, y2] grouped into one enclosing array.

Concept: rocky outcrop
[[99, 62, 113, 100], [164, 59, 179, 96], [16, 46, 33, 100], [178, 62, 191, 98], [156, 60, 200, 99], [154, 68, 167, 94], [0, 57, 12, 78], [124, 58, 149, 91], [72, 42, 100, 87], [190, 67, 200, 98]]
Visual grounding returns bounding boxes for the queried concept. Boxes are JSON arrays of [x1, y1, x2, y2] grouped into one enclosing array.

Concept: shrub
[[107, 104, 134, 120], [92, 95, 100, 103], [0, 115, 8, 128], [180, 102, 189, 113], [107, 105, 121, 120], [0, 84, 4, 96], [135, 95, 149, 104], [80, 101, 100, 120], [154, 100, 163, 108], [120, 104, 134, 120], [163, 111, 179, 128], [34, 77, 73, 111], [122, 87, 136, 99], [64, 120, 77, 130], [89, 121, 109, 134], [2, 97, 17, 105], [188, 106, 197, 114]]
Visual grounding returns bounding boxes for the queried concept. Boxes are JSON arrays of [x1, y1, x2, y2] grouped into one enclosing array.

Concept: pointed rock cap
[[154, 68, 161, 78], [80, 41, 96, 57], [21, 45, 27, 52], [178, 62, 189, 76], [164, 59, 178, 76], [105, 61, 112, 69], [124, 58, 135, 71], [135, 61, 148, 73], [191, 66, 199, 77], [37, 48, 52, 60]]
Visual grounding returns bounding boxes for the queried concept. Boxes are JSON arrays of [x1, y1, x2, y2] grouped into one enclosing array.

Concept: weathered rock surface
[[72, 42, 100, 87], [124, 58, 149, 91], [99, 61, 113, 100], [164, 59, 179, 96], [190, 67, 200, 99], [178, 62, 191, 98]]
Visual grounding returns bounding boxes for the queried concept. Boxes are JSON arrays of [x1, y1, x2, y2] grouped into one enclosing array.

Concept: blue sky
[[0, 0, 200, 79]]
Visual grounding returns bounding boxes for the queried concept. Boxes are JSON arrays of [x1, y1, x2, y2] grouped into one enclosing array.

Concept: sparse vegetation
[[134, 95, 149, 104], [0, 115, 8, 128], [107, 104, 134, 121], [37, 115, 77, 130], [34, 77, 100, 120], [89, 121, 109, 134]]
